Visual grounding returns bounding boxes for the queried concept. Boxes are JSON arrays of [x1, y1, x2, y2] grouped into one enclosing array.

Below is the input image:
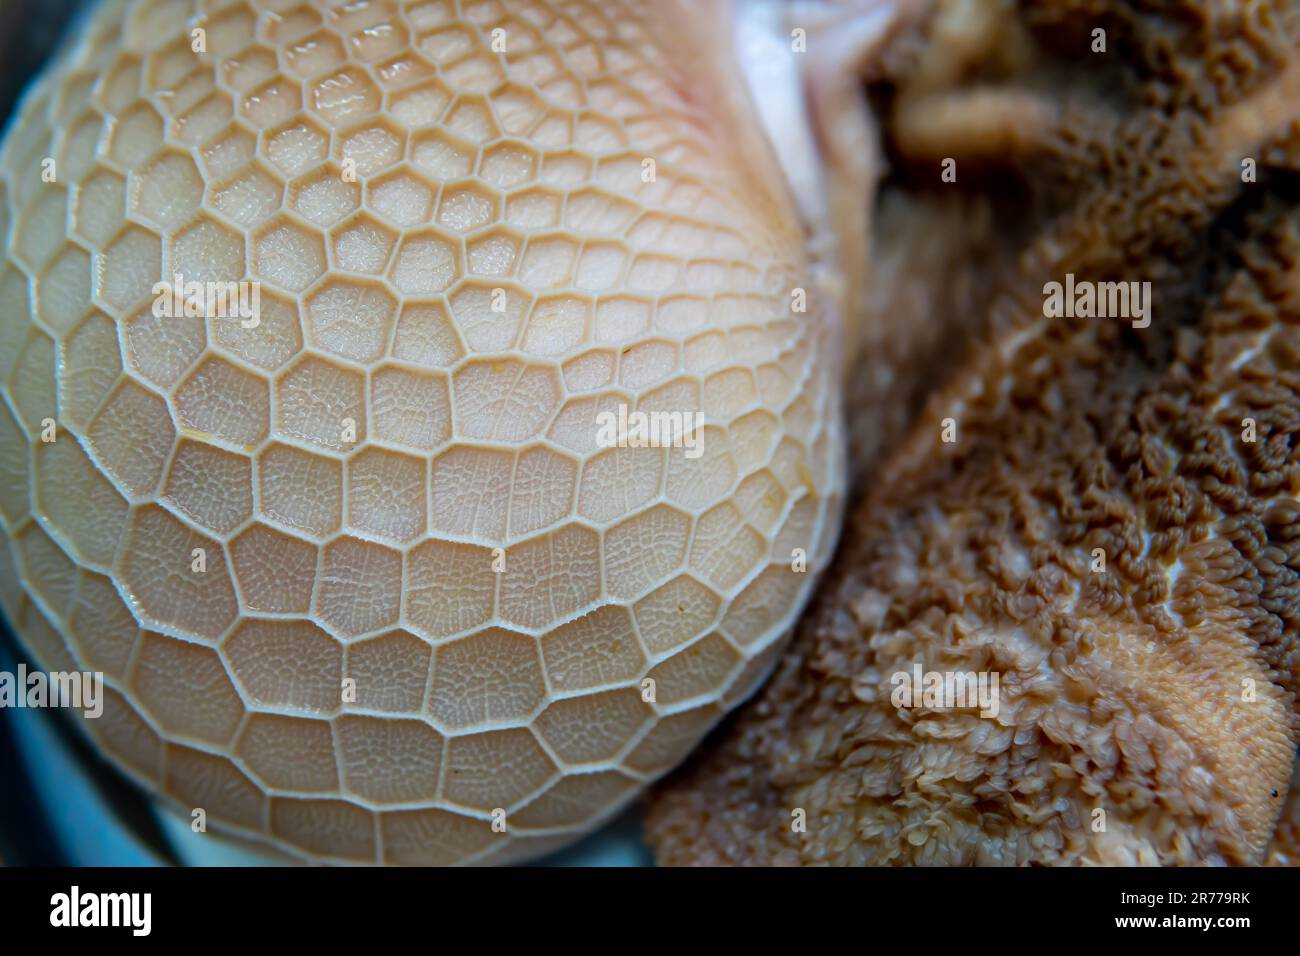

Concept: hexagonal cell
[[452, 359, 560, 442], [59, 312, 121, 429], [562, 349, 615, 393], [6, 331, 55, 439], [242, 77, 302, 129], [368, 168, 435, 228], [305, 278, 396, 363], [689, 500, 766, 591], [131, 633, 243, 745], [519, 234, 579, 287], [631, 573, 719, 654], [732, 469, 789, 535], [229, 523, 318, 613], [498, 525, 601, 630], [720, 564, 807, 650], [429, 628, 545, 729], [347, 16, 410, 62], [646, 634, 742, 706], [507, 445, 578, 538], [335, 715, 443, 804], [564, 186, 639, 235], [36, 245, 92, 337], [603, 504, 692, 600], [224, 618, 343, 712], [442, 729, 556, 812], [446, 280, 527, 352], [504, 186, 561, 230], [198, 125, 257, 181], [14, 188, 69, 273], [164, 745, 264, 831], [162, 438, 253, 536], [211, 162, 284, 228], [622, 705, 723, 777], [212, 288, 303, 372], [289, 167, 360, 227], [374, 52, 437, 91], [381, 808, 494, 866], [416, 24, 476, 64], [120, 506, 238, 642], [666, 426, 736, 512], [310, 67, 380, 126], [330, 215, 397, 275], [619, 339, 679, 390], [391, 300, 463, 366], [57, 111, 105, 183], [123, 305, 206, 390], [172, 93, 236, 149], [479, 141, 539, 190], [404, 538, 496, 640], [344, 630, 431, 714], [107, 103, 163, 168], [66, 570, 140, 680], [13, 525, 77, 628], [339, 120, 405, 175], [253, 215, 327, 292], [170, 216, 247, 285], [493, 84, 546, 136], [0, 404, 28, 528], [346, 447, 426, 542], [466, 228, 521, 278], [578, 446, 665, 525], [513, 772, 639, 829], [522, 294, 590, 356], [317, 536, 402, 637], [389, 230, 459, 294], [94, 226, 159, 312], [265, 4, 322, 45], [545, 393, 627, 456], [369, 365, 451, 451], [386, 78, 453, 128], [265, 118, 331, 178], [539, 151, 593, 188], [174, 356, 270, 448], [34, 437, 128, 569], [534, 688, 653, 766], [88, 688, 161, 784], [237, 714, 339, 792], [270, 799, 375, 862], [221, 46, 280, 94], [591, 298, 649, 347], [286, 30, 348, 78], [257, 442, 343, 537], [130, 150, 203, 230], [86, 381, 175, 497], [436, 182, 498, 233], [539, 604, 644, 693], [199, 5, 256, 61], [410, 127, 476, 181], [575, 113, 627, 154], [425, 444, 510, 540], [276, 356, 365, 451], [73, 168, 127, 248]]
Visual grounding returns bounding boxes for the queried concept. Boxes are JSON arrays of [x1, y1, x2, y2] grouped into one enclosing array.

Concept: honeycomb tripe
[[0, 0, 886, 863]]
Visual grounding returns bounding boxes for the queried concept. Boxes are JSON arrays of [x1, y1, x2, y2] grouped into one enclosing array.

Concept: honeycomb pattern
[[0, 0, 844, 864]]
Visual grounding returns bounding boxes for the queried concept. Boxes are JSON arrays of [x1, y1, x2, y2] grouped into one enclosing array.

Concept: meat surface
[[648, 0, 1300, 866]]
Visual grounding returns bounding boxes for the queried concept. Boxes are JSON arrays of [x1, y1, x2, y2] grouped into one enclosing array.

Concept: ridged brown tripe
[[648, 0, 1300, 866]]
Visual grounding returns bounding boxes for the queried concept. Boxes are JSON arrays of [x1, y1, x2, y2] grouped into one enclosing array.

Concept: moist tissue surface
[[0, 0, 844, 864]]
